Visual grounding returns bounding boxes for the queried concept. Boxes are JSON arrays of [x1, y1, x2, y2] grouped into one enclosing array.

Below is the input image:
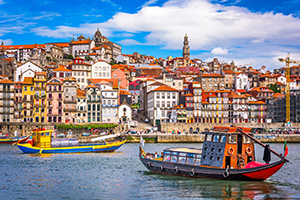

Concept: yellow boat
[[17, 128, 126, 154]]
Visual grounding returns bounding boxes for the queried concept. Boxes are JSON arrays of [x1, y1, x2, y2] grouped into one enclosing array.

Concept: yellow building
[[22, 77, 35, 122], [33, 72, 47, 123]]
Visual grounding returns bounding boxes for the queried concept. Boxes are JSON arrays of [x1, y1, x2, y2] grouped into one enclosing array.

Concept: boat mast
[[237, 128, 289, 163]]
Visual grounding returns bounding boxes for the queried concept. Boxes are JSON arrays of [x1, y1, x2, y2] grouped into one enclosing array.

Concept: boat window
[[206, 134, 212, 141], [195, 158, 201, 165], [171, 155, 178, 163], [243, 136, 251, 143], [41, 132, 44, 136], [197, 154, 201, 159], [163, 155, 171, 162], [228, 135, 237, 144], [221, 135, 227, 143], [179, 153, 186, 157], [45, 132, 50, 136], [187, 157, 195, 165], [32, 133, 36, 136], [178, 157, 186, 164], [164, 151, 170, 155], [213, 135, 220, 142], [171, 152, 178, 155]]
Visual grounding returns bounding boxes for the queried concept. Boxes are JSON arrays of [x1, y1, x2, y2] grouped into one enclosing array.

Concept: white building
[[118, 103, 132, 123], [102, 89, 118, 123], [235, 73, 249, 90], [15, 60, 43, 82], [76, 89, 87, 123], [71, 57, 91, 89], [91, 60, 111, 79], [147, 85, 178, 126]]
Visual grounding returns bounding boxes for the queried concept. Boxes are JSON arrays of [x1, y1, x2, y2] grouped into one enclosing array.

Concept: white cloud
[[31, 0, 300, 69], [0, 39, 13, 45], [0, 0, 4, 5], [140, 0, 158, 8], [211, 47, 228, 55], [118, 39, 145, 45]]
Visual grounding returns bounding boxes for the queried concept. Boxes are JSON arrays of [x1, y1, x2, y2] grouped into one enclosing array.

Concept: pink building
[[47, 78, 64, 122], [112, 68, 128, 89]]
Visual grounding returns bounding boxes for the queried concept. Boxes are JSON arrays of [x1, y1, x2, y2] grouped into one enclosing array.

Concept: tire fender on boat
[[223, 169, 229, 178], [147, 162, 151, 169], [159, 165, 164, 172], [190, 169, 195, 177], [174, 167, 179, 174]]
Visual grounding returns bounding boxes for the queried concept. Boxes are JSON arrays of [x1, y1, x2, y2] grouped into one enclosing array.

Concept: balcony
[[64, 108, 76, 112], [64, 100, 76, 104], [34, 86, 46, 90], [34, 94, 46, 99], [58, 98, 63, 101]]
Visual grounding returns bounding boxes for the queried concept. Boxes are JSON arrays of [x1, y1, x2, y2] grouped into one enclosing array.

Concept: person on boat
[[155, 152, 158, 159]]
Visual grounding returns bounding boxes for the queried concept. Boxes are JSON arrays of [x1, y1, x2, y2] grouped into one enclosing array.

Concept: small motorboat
[[139, 126, 289, 181], [17, 128, 126, 154]]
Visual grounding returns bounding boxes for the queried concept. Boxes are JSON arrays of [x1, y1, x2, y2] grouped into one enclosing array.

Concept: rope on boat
[[39, 148, 43, 154]]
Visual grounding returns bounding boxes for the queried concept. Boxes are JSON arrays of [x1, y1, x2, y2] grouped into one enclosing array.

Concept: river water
[[0, 143, 299, 200]]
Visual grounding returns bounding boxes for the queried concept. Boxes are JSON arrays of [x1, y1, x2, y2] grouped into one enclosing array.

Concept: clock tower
[[182, 34, 190, 66]]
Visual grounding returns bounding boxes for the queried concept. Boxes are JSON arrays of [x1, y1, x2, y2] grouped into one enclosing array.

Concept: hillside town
[[0, 29, 300, 131]]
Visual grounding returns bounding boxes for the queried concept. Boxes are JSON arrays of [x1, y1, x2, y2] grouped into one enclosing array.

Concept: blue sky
[[1, 0, 300, 69]]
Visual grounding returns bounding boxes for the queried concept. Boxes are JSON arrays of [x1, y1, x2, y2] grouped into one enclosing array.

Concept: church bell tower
[[183, 34, 190, 66], [94, 28, 102, 47]]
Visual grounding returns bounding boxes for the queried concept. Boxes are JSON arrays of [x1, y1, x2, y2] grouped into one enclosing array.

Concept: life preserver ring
[[238, 156, 245, 167], [223, 170, 229, 178], [174, 167, 179, 174], [246, 147, 252, 155], [159, 165, 164, 172], [147, 162, 151, 169], [228, 147, 234, 155], [190, 169, 195, 177]]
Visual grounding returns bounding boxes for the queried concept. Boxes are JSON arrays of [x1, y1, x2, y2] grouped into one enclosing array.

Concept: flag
[[140, 135, 145, 146], [284, 140, 288, 157]]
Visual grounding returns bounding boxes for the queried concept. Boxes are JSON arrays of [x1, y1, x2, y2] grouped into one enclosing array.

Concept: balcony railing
[[64, 108, 76, 112], [64, 100, 76, 103]]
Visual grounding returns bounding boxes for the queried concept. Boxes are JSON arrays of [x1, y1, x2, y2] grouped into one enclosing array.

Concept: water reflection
[[149, 173, 294, 199]]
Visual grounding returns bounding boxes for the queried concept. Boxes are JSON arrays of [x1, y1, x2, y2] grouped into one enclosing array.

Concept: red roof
[[152, 85, 178, 92]]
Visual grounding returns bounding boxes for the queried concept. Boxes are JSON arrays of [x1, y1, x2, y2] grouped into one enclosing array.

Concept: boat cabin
[[31, 128, 53, 148], [162, 126, 255, 169]]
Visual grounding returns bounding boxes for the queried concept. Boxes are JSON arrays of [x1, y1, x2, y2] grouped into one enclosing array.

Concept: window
[[172, 93, 176, 99], [186, 154, 195, 165], [229, 135, 237, 144], [156, 93, 160, 99], [206, 134, 212, 141], [156, 102, 160, 107], [162, 93, 165, 98], [163, 155, 171, 162], [167, 93, 170, 99], [213, 135, 220, 142], [178, 156, 186, 164]]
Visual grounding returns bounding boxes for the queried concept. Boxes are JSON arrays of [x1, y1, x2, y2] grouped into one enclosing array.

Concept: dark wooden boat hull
[[140, 156, 285, 181]]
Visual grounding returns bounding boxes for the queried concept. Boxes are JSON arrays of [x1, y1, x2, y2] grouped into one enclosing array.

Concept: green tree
[[67, 54, 74, 59], [85, 56, 93, 61], [269, 83, 280, 93]]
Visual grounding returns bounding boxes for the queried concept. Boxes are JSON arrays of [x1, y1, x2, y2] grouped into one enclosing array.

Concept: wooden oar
[[237, 128, 289, 163]]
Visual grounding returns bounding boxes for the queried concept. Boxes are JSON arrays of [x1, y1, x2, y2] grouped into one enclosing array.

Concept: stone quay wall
[[160, 122, 300, 133]]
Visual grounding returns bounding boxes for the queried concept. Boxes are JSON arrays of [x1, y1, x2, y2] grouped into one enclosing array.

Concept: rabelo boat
[[17, 128, 126, 154], [139, 126, 289, 181]]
